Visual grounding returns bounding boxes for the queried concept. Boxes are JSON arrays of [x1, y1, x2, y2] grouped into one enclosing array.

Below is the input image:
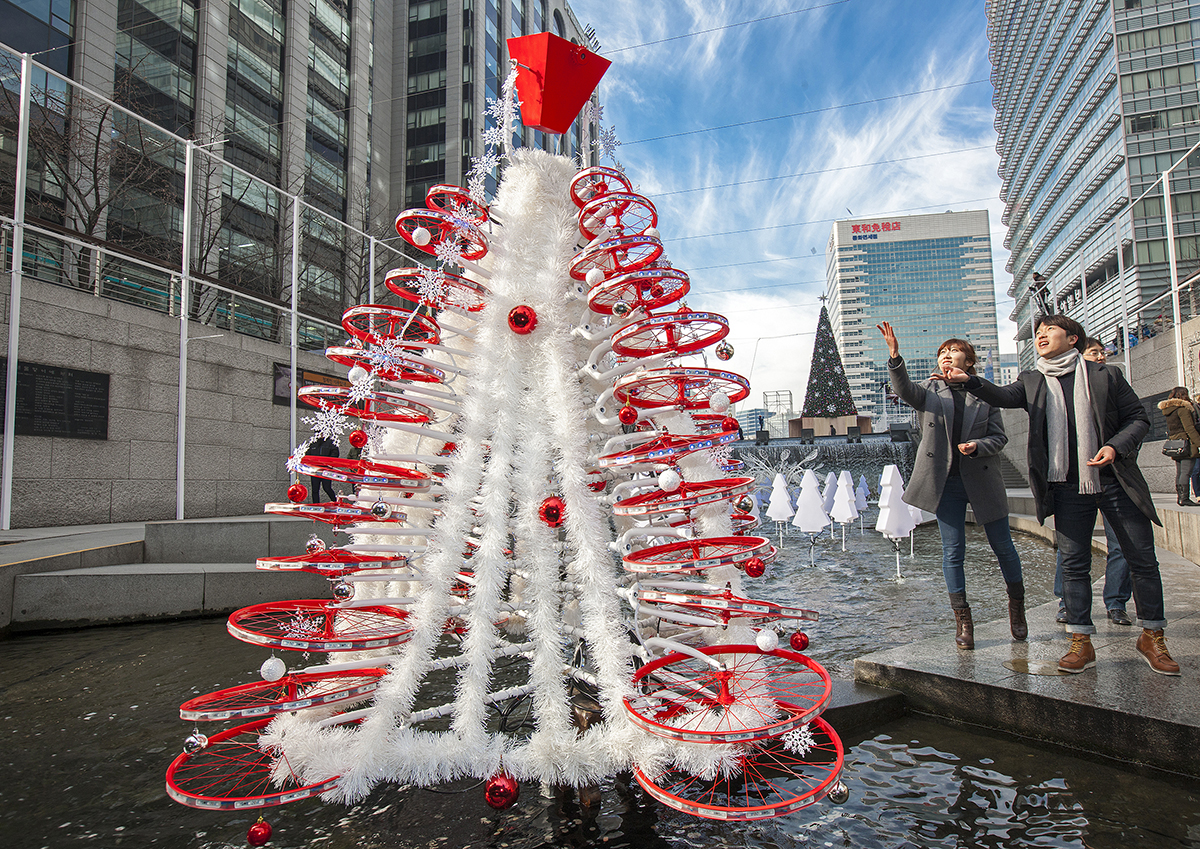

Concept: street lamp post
[[1158, 135, 1200, 386]]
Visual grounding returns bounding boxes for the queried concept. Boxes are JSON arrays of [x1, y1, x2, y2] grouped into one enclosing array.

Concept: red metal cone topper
[[506, 32, 611, 134]]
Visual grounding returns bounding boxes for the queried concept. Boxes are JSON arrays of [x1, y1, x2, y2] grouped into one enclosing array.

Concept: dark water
[[2, 523, 1198, 848]]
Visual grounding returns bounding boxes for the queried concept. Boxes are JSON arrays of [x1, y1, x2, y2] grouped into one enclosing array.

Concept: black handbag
[[1162, 438, 1191, 459]]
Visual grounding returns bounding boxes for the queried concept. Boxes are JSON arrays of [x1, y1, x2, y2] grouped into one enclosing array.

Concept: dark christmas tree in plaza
[[801, 305, 858, 418]]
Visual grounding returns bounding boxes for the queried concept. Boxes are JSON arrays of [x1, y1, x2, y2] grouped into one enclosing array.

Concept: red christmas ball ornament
[[618, 405, 638, 424], [247, 817, 272, 846], [485, 771, 520, 810], [744, 556, 766, 578], [721, 416, 739, 433], [790, 631, 810, 652], [348, 429, 369, 449], [650, 283, 665, 299], [439, 441, 457, 457], [286, 482, 307, 504], [508, 305, 537, 334], [538, 495, 566, 527]]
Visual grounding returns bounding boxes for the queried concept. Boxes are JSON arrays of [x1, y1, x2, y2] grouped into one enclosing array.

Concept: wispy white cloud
[[568, 0, 1011, 410]]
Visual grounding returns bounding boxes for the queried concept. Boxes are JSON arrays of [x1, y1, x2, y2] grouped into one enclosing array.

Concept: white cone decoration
[[855, 475, 869, 511], [765, 473, 795, 522], [829, 471, 859, 524], [821, 471, 838, 516], [791, 469, 829, 533], [875, 464, 917, 539]]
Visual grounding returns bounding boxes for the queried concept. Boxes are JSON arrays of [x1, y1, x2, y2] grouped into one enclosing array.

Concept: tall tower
[[987, 0, 1200, 369], [825, 210, 999, 423]]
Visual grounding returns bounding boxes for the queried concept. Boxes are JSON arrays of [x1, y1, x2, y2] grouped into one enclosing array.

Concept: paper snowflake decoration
[[434, 236, 464, 268], [782, 723, 815, 756], [707, 443, 733, 470], [584, 100, 603, 124], [597, 124, 621, 162], [481, 124, 506, 149], [286, 438, 315, 474], [368, 337, 408, 372], [303, 402, 351, 441], [417, 265, 448, 303], [347, 372, 377, 406]]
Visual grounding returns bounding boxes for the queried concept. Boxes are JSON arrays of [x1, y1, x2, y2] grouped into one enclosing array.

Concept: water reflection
[[1, 525, 1195, 847]]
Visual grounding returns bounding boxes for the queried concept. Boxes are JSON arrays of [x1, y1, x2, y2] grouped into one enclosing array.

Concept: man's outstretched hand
[[932, 366, 971, 384]]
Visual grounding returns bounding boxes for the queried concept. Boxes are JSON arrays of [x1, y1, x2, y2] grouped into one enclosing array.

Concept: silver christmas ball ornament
[[612, 300, 631, 318], [260, 656, 287, 682], [306, 534, 327, 554], [371, 500, 392, 520], [184, 732, 209, 755], [332, 581, 354, 601], [715, 341, 734, 361], [828, 780, 850, 804]]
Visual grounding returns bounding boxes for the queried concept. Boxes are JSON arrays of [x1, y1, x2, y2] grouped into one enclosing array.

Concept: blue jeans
[[935, 474, 1023, 596], [1051, 482, 1166, 634], [1053, 518, 1131, 611]]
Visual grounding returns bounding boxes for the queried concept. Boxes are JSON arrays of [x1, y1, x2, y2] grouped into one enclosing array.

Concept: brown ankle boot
[[953, 606, 974, 649], [1008, 597, 1028, 641], [1136, 628, 1181, 675]]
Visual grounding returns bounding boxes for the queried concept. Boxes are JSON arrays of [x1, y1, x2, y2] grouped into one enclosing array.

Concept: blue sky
[[565, 0, 1010, 410]]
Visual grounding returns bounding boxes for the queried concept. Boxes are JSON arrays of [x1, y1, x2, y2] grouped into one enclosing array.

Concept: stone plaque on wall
[[0, 359, 110, 440]]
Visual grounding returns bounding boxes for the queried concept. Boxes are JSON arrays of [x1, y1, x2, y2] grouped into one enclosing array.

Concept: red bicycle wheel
[[588, 266, 689, 315], [569, 234, 664, 282], [179, 669, 388, 721], [295, 457, 431, 492], [256, 549, 408, 576], [623, 536, 773, 574], [612, 477, 755, 517], [227, 599, 413, 651], [425, 183, 489, 224], [730, 512, 761, 535], [611, 311, 729, 358], [637, 586, 814, 627], [632, 717, 844, 820], [394, 209, 488, 261], [342, 305, 441, 347], [624, 645, 831, 743], [384, 267, 489, 314], [263, 501, 407, 526], [599, 431, 738, 469], [613, 367, 750, 410], [165, 717, 341, 810], [578, 191, 657, 240], [297, 386, 435, 425], [325, 346, 447, 384], [569, 166, 632, 208]]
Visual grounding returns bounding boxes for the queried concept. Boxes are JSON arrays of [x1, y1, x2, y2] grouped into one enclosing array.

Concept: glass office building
[[987, 0, 1200, 368], [825, 210, 1000, 424], [1, 0, 598, 313]]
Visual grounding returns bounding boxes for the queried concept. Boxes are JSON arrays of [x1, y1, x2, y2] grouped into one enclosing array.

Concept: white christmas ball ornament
[[585, 267, 604, 287], [348, 365, 369, 384], [645, 227, 660, 239], [756, 629, 780, 652], [260, 656, 287, 682], [710, 391, 730, 413], [411, 226, 432, 246], [657, 469, 682, 492]]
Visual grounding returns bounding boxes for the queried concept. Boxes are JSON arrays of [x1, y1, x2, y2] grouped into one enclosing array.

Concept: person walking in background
[[309, 435, 339, 503], [942, 315, 1179, 676], [1051, 337, 1133, 626], [877, 321, 1026, 650], [1158, 386, 1200, 507]]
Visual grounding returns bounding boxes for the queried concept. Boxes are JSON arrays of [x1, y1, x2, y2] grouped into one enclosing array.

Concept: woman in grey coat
[[877, 322, 1025, 649]]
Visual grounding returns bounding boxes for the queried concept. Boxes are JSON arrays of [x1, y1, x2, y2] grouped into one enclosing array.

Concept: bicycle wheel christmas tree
[[165, 35, 846, 837]]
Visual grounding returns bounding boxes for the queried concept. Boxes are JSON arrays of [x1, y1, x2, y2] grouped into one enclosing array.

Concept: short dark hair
[[1083, 337, 1104, 351], [1035, 315, 1087, 352], [936, 338, 978, 375]]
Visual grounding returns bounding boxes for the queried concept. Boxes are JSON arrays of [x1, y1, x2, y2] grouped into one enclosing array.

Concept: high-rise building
[[824, 210, 1000, 423], [987, 0, 1200, 369], [0, 0, 598, 314]]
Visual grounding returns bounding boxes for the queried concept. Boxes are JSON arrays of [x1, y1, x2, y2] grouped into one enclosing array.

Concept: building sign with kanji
[[850, 221, 902, 241]]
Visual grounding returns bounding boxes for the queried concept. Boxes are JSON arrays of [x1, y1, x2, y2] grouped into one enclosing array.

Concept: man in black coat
[[942, 315, 1179, 676]]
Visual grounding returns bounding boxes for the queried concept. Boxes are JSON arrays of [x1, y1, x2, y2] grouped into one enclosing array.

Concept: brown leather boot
[[953, 606, 974, 649], [1137, 628, 1181, 675], [1008, 598, 1028, 641], [1058, 634, 1095, 673]]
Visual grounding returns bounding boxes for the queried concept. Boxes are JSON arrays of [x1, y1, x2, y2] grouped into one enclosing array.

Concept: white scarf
[[1035, 348, 1101, 494]]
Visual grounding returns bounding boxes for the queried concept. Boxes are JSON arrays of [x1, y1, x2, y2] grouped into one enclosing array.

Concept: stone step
[[10, 562, 331, 632]]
